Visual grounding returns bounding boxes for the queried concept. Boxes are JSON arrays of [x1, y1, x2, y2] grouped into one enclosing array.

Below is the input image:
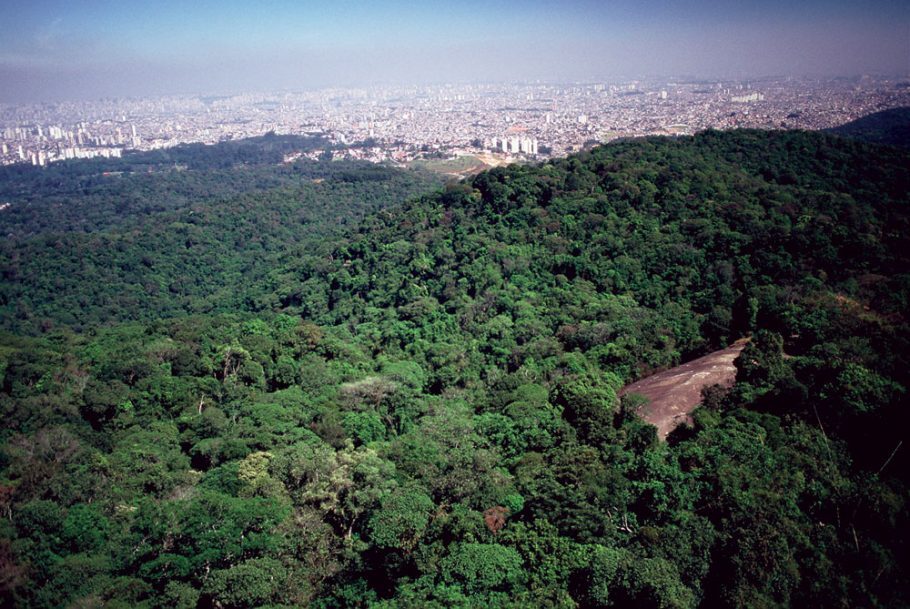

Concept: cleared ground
[[407, 154, 492, 178], [620, 339, 749, 439]]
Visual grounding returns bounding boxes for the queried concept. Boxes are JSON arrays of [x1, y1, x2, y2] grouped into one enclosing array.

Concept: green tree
[[368, 485, 435, 551]]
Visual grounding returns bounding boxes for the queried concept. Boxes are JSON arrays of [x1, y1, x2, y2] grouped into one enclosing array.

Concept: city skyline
[[4, 76, 908, 169], [1, 0, 908, 103]]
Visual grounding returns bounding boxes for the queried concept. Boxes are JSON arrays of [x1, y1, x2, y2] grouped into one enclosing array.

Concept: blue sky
[[1, 0, 908, 101]]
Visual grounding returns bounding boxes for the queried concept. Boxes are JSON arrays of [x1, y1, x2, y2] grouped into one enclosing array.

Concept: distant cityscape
[[1, 76, 908, 168]]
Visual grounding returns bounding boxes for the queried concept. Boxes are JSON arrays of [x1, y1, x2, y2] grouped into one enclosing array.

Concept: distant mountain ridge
[[826, 106, 910, 147]]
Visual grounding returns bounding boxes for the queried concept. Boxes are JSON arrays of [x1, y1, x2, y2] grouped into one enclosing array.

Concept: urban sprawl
[[1, 76, 908, 168]]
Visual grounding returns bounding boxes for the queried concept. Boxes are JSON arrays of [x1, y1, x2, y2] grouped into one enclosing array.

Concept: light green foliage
[[237, 451, 285, 498], [343, 410, 387, 444]]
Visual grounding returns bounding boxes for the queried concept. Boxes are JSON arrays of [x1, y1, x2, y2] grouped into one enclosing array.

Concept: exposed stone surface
[[620, 339, 749, 439]]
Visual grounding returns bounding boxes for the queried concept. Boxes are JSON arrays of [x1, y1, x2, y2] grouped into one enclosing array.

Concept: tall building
[[731, 92, 764, 103]]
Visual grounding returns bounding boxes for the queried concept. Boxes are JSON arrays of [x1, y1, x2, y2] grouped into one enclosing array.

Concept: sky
[[0, 0, 908, 102]]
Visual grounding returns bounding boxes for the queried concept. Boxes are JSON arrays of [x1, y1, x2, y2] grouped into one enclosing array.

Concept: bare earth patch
[[619, 339, 749, 439]]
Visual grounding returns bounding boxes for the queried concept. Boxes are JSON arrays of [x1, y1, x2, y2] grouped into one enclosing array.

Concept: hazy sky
[[1, 0, 908, 102]]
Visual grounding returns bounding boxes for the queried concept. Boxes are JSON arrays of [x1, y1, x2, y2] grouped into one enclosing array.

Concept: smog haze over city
[[1, 0, 908, 101], [1, 0, 909, 169]]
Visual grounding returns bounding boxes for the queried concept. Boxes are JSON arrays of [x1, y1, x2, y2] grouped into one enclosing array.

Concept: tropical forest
[[1, 126, 908, 608]]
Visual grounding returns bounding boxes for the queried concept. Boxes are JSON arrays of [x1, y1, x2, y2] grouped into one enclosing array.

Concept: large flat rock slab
[[619, 339, 749, 439]]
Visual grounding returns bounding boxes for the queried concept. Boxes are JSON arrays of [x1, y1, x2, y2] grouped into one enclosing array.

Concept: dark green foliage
[[367, 486, 435, 550], [440, 542, 525, 593], [0, 151, 439, 332], [2, 130, 908, 607], [826, 106, 910, 148], [202, 557, 288, 608]]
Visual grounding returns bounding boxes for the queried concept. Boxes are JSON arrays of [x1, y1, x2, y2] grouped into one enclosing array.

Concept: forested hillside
[[827, 106, 910, 148], [0, 136, 439, 331], [1, 130, 908, 608]]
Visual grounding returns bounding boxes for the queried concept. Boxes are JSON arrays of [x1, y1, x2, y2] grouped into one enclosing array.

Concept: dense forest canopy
[[0, 139, 440, 331], [0, 133, 401, 240], [1, 129, 908, 608]]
